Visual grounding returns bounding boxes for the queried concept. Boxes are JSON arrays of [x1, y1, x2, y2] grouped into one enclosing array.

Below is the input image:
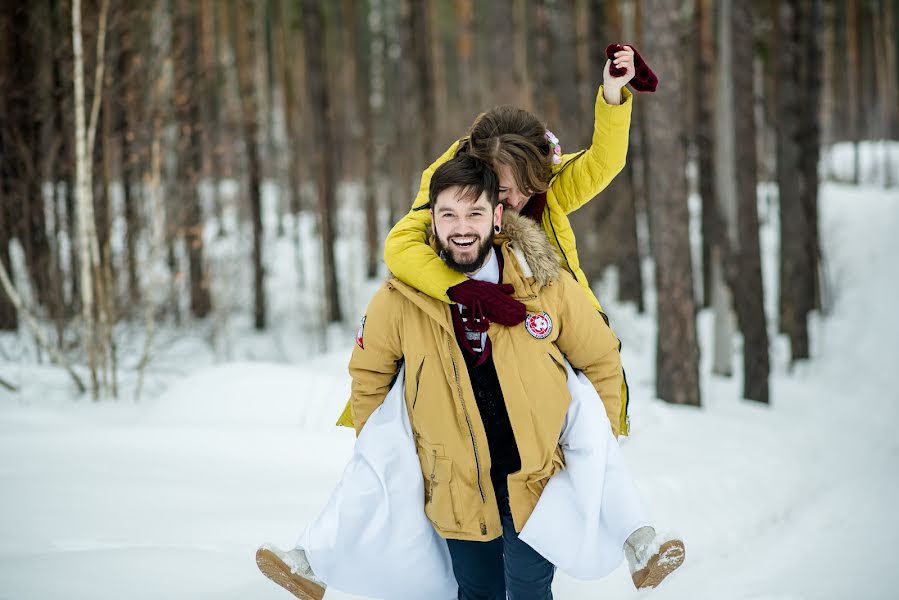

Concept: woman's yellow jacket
[[338, 85, 633, 436]]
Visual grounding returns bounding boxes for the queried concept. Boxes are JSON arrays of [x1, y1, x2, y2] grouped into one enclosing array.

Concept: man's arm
[[348, 284, 405, 435], [552, 274, 624, 436]]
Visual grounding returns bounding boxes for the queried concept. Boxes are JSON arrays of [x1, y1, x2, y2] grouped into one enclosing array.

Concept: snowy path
[[1, 182, 897, 599]]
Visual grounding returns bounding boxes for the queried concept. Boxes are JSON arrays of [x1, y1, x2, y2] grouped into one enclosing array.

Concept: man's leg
[[446, 535, 505, 600], [495, 478, 555, 600]]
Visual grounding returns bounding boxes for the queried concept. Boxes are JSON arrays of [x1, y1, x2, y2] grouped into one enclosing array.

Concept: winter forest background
[[1, 0, 898, 599]]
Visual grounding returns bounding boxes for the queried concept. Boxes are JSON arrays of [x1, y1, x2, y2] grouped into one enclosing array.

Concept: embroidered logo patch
[[525, 312, 553, 339], [356, 316, 366, 349]]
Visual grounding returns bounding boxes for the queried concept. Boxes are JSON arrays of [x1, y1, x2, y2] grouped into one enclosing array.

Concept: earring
[[494, 225, 501, 233]]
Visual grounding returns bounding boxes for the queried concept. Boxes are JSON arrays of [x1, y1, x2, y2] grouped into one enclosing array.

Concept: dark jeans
[[446, 477, 555, 600]]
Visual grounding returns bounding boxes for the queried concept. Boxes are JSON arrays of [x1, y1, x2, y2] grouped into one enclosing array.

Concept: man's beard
[[436, 231, 495, 274]]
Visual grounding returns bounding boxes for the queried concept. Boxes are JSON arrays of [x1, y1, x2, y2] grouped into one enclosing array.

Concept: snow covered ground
[[1, 177, 897, 599]]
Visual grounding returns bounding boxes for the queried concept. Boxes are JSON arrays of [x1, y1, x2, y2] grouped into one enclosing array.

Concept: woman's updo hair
[[458, 105, 553, 196]]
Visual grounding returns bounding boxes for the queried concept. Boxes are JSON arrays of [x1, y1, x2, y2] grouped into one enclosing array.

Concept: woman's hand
[[603, 45, 635, 105]]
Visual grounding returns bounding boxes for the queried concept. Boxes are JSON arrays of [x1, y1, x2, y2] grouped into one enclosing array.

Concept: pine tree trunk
[[845, 0, 860, 183], [383, 0, 404, 225], [574, 0, 592, 140], [232, 0, 266, 329], [200, 0, 225, 234], [175, 1, 212, 319], [512, 0, 533, 113], [428, 0, 449, 148], [0, 31, 19, 331], [412, 2, 435, 160], [588, 0, 643, 311], [882, 0, 899, 142], [733, 2, 770, 402], [272, 0, 299, 216], [454, 0, 478, 113], [642, 0, 701, 406], [532, 0, 554, 123], [799, 0, 823, 312], [117, 11, 141, 308], [776, 0, 811, 363], [396, 0, 420, 205], [47, 0, 73, 324], [820, 0, 836, 152], [549, 1, 579, 148], [0, 4, 15, 329], [303, 0, 342, 323], [361, 0, 384, 279], [696, 0, 717, 309], [0, 191, 16, 331], [4, 3, 55, 314], [491, 0, 517, 105]]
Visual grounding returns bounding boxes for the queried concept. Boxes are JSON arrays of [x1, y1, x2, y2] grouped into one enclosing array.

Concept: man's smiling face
[[431, 186, 503, 275]]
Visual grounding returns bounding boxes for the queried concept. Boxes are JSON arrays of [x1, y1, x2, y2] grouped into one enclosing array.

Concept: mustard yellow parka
[[349, 213, 624, 541], [339, 85, 633, 435]]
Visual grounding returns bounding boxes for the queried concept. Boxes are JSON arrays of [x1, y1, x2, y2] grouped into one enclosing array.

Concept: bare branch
[[86, 0, 110, 159], [0, 260, 86, 394], [0, 375, 17, 393]]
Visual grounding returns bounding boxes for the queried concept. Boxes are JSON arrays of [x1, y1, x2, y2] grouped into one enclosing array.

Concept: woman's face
[[495, 163, 530, 212]]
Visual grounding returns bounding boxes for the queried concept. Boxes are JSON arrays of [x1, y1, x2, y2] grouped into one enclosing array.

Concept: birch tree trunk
[[72, 0, 112, 399]]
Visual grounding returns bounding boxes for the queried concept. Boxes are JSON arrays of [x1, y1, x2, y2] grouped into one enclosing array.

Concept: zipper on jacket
[[543, 147, 588, 282], [446, 337, 486, 504], [546, 208, 578, 282], [412, 357, 425, 411]]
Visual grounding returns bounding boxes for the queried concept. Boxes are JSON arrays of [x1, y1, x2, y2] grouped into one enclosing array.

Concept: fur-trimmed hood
[[496, 210, 561, 287]]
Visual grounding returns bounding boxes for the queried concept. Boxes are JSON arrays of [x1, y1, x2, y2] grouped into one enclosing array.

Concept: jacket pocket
[[417, 443, 461, 532], [411, 356, 426, 411], [526, 446, 566, 500]]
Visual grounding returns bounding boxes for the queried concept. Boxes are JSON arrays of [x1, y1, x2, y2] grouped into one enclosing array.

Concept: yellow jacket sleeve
[[550, 85, 633, 215], [553, 273, 624, 437], [383, 141, 467, 304], [347, 284, 404, 435]]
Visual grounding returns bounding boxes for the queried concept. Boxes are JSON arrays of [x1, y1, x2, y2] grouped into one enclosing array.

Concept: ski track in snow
[[1, 181, 897, 599]]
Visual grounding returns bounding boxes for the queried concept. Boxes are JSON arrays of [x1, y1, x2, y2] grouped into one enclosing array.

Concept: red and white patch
[[356, 316, 366, 349], [524, 312, 553, 339]]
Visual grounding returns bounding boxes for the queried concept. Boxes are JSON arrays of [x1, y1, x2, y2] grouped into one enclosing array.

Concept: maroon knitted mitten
[[447, 279, 527, 327], [606, 44, 658, 92]]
